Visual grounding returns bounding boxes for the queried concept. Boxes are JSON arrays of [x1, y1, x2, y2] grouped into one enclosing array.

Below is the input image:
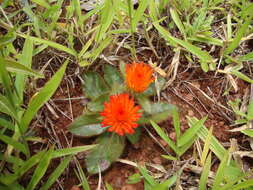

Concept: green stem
[[127, 0, 137, 61]]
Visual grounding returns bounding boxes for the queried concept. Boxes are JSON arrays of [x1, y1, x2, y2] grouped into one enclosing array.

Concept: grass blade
[[170, 8, 186, 38], [178, 116, 207, 147], [224, 12, 253, 55], [212, 150, 229, 190], [189, 117, 226, 161], [172, 106, 180, 141], [40, 155, 72, 190], [51, 145, 97, 158], [132, 0, 149, 32], [15, 36, 34, 104], [0, 151, 46, 185], [138, 166, 158, 186], [200, 126, 213, 165], [0, 94, 18, 121], [21, 61, 68, 133], [153, 175, 177, 190], [150, 120, 178, 154], [0, 134, 28, 155], [5, 59, 43, 78], [27, 149, 53, 190], [18, 34, 77, 56], [95, 0, 114, 42], [231, 179, 253, 190], [75, 161, 91, 190], [199, 153, 212, 190]]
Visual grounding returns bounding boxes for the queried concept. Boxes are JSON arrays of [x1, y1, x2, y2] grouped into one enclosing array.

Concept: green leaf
[[0, 182, 25, 190], [0, 32, 16, 47], [212, 150, 229, 190], [238, 52, 253, 62], [161, 154, 177, 161], [247, 100, 253, 120], [241, 129, 253, 137], [142, 76, 166, 97], [90, 37, 112, 63], [75, 160, 91, 190], [188, 35, 223, 46], [199, 153, 211, 190], [150, 120, 178, 154], [230, 70, 253, 83], [95, 0, 114, 42], [85, 133, 125, 174], [152, 22, 214, 69], [69, 114, 106, 137], [0, 151, 46, 185], [15, 36, 34, 105], [132, 0, 149, 32], [127, 173, 142, 184], [40, 155, 72, 190], [189, 117, 226, 161], [87, 93, 109, 112], [4, 59, 43, 78], [82, 72, 109, 100], [31, 0, 50, 8], [27, 149, 53, 190], [224, 12, 253, 55], [137, 96, 152, 113], [18, 34, 77, 56], [105, 183, 114, 190], [138, 166, 158, 186], [0, 133, 28, 155], [0, 57, 16, 109], [152, 175, 177, 190], [104, 64, 123, 87], [224, 165, 243, 183], [0, 94, 18, 121], [126, 127, 141, 144], [51, 145, 96, 158], [172, 106, 180, 140], [231, 179, 253, 190], [170, 8, 186, 38], [139, 102, 174, 124], [0, 117, 15, 131], [178, 116, 207, 147], [21, 61, 68, 133]]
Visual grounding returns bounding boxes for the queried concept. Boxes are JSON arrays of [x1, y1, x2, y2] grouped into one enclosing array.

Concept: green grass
[[0, 0, 253, 189]]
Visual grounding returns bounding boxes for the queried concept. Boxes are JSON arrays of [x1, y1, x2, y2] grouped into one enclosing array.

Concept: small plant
[[150, 110, 207, 160], [69, 62, 175, 174], [228, 99, 253, 138]]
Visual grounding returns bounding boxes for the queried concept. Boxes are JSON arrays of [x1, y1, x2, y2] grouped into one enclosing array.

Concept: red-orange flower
[[100, 93, 142, 136], [125, 62, 154, 92]]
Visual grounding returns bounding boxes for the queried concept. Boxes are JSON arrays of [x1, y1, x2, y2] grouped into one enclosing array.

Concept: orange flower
[[125, 62, 154, 92], [100, 93, 142, 136]]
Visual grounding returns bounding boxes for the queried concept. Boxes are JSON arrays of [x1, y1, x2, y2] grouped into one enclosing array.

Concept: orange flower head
[[126, 62, 154, 92], [100, 93, 142, 136]]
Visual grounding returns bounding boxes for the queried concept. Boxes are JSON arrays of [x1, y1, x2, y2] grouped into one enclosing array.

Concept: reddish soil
[[28, 59, 250, 190]]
